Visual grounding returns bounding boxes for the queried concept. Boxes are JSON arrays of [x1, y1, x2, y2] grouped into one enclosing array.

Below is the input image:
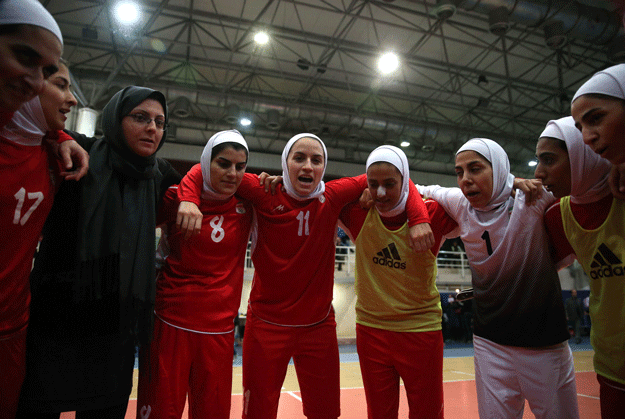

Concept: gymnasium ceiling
[[44, 0, 625, 177]]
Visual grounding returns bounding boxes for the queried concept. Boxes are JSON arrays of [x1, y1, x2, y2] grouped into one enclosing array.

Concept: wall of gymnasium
[[238, 264, 588, 342]]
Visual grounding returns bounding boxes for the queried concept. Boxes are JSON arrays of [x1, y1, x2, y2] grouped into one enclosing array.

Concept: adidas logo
[[272, 204, 285, 213], [589, 243, 624, 280], [372, 242, 406, 269]]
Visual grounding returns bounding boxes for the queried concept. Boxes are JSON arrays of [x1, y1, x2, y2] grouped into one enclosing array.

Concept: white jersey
[[418, 184, 570, 347]]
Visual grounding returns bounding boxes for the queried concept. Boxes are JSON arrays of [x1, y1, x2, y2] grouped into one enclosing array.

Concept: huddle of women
[[1, 0, 624, 418]]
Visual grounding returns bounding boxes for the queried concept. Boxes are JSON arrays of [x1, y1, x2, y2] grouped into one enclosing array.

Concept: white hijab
[[366, 145, 410, 217], [539, 116, 611, 204], [456, 138, 515, 212], [0, 0, 63, 45], [572, 63, 625, 103], [200, 129, 248, 201], [281, 133, 327, 200], [0, 96, 49, 146]]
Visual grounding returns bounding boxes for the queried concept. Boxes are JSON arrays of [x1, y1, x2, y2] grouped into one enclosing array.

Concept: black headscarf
[[76, 86, 168, 344]]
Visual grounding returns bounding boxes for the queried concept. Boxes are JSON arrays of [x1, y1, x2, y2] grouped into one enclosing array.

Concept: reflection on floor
[[61, 338, 598, 418]]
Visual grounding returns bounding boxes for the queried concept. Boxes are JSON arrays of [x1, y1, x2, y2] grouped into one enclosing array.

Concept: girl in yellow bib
[[536, 115, 625, 419], [339, 145, 458, 419]]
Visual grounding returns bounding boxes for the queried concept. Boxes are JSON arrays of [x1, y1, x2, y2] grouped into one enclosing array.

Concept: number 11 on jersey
[[296, 210, 310, 236]]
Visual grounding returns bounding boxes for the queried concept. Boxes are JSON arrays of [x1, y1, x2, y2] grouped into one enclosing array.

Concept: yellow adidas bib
[[561, 196, 625, 384], [354, 208, 442, 332]]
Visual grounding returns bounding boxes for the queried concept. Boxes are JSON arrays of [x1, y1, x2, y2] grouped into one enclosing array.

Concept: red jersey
[[0, 136, 55, 336], [177, 165, 430, 326], [155, 186, 253, 333], [340, 198, 458, 254]]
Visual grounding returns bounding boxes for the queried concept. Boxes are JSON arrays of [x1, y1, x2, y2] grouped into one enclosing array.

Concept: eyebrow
[[52, 75, 70, 85], [293, 151, 323, 158], [133, 109, 165, 118], [216, 156, 247, 165], [536, 151, 555, 159], [454, 160, 483, 170], [581, 107, 601, 123]]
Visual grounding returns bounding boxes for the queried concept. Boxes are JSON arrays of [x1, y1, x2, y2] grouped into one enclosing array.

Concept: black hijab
[[76, 86, 168, 344]]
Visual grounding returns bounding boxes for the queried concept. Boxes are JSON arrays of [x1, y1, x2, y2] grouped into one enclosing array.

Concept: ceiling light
[[265, 110, 280, 130], [254, 31, 269, 45], [224, 104, 240, 124], [297, 58, 311, 70], [240, 117, 252, 127], [172, 97, 191, 118], [377, 52, 399, 74], [528, 160, 537, 167], [400, 141, 410, 147], [114, 1, 140, 26]]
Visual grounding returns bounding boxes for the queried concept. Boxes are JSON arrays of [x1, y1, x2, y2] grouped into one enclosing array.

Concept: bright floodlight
[[528, 160, 537, 167], [378, 52, 399, 74], [115, 1, 140, 26], [400, 141, 410, 147], [240, 117, 252, 127], [254, 31, 269, 45]]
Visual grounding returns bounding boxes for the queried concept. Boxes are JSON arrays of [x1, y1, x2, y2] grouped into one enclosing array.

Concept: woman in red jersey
[[137, 130, 253, 419], [176, 133, 433, 419]]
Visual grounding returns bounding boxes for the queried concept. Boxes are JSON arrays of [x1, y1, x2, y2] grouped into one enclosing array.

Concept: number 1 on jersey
[[481, 230, 493, 255], [296, 210, 310, 236]]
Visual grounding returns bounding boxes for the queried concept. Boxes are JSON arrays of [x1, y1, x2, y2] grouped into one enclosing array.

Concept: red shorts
[[598, 373, 625, 419], [0, 325, 27, 418], [242, 310, 340, 419], [137, 317, 235, 419], [356, 324, 444, 419]]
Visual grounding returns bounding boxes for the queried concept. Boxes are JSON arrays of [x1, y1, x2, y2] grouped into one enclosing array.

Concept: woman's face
[[210, 146, 247, 195], [534, 137, 571, 198], [367, 162, 403, 213], [0, 25, 62, 112], [286, 137, 325, 196], [121, 98, 165, 157], [571, 94, 625, 165], [39, 64, 77, 131], [455, 150, 493, 209]]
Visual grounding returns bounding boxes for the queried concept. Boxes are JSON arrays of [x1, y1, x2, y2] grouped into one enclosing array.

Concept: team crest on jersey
[[372, 242, 406, 269], [589, 243, 624, 280], [236, 203, 246, 214], [318, 195, 325, 203]]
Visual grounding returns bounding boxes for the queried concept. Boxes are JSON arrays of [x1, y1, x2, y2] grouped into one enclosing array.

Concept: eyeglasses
[[126, 113, 168, 130]]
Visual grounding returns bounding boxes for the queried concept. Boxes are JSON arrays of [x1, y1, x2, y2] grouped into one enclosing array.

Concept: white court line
[[577, 394, 600, 400], [287, 391, 302, 401], [449, 370, 475, 377]]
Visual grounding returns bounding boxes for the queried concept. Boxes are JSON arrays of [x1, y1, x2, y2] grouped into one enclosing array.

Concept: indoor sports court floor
[[60, 339, 600, 418]]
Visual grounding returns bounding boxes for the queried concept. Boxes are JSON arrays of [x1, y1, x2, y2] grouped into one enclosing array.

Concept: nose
[[145, 118, 157, 131], [302, 158, 313, 171], [67, 92, 78, 107], [534, 165, 544, 180], [581, 127, 596, 146], [459, 172, 471, 186]]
